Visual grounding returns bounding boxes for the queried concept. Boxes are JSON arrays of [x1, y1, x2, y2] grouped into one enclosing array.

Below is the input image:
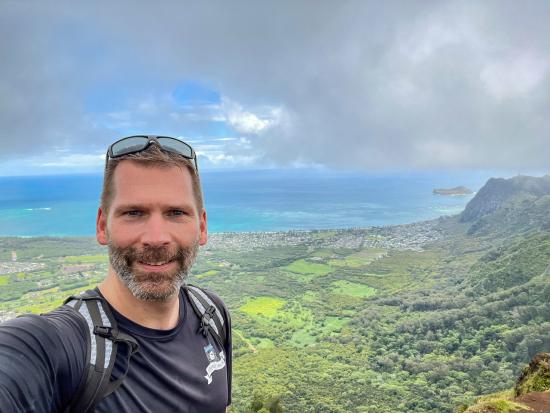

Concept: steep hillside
[[460, 175, 550, 224], [466, 194, 550, 237], [465, 232, 550, 294]]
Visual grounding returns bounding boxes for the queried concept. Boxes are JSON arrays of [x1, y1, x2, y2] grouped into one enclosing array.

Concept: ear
[[199, 209, 208, 246], [96, 207, 108, 245]]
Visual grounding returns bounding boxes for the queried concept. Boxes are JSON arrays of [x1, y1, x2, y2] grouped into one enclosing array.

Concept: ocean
[[0, 168, 492, 237]]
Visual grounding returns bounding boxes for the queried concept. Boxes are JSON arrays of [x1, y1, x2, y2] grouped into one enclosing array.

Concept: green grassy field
[[282, 259, 333, 281], [195, 269, 219, 279], [239, 296, 286, 318], [331, 280, 377, 298], [63, 254, 108, 263]]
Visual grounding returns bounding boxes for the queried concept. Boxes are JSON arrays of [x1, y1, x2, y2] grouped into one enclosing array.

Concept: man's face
[[96, 161, 207, 302]]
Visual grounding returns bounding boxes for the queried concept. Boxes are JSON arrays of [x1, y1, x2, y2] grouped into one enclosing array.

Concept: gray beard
[[108, 240, 199, 302]]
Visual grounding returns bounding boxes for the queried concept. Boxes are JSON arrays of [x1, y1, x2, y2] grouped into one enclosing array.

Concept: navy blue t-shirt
[[0, 288, 231, 413]]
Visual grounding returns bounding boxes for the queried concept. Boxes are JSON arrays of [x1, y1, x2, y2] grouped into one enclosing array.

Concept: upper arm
[[0, 315, 59, 412], [0, 311, 86, 412]]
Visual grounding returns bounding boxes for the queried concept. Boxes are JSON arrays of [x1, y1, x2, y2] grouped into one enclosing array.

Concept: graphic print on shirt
[[203, 343, 226, 385]]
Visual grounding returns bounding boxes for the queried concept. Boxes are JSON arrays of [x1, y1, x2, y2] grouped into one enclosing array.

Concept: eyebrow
[[114, 203, 195, 212], [114, 204, 144, 212]]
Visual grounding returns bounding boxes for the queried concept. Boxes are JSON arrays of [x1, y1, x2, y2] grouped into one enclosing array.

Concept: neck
[[98, 268, 180, 330]]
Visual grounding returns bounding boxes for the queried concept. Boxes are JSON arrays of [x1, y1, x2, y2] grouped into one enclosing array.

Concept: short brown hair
[[100, 144, 204, 214]]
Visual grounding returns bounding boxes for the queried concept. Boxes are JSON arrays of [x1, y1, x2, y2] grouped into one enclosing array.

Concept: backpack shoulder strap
[[63, 289, 139, 413], [183, 284, 227, 348]]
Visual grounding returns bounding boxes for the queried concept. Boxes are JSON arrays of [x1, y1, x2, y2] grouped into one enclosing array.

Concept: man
[[0, 136, 232, 412]]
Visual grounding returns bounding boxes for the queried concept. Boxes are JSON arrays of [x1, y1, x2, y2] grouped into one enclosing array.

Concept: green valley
[[0, 175, 549, 412]]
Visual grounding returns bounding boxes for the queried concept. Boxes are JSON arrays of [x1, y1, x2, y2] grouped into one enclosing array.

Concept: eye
[[125, 210, 143, 217], [169, 209, 187, 216]]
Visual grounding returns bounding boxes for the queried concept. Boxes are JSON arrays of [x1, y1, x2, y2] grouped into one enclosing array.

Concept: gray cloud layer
[[1, 1, 549, 170]]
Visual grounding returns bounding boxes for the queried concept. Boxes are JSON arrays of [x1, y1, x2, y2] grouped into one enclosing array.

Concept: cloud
[[195, 139, 258, 168], [39, 153, 105, 168], [1, 1, 549, 172], [480, 53, 549, 99], [221, 99, 285, 135]]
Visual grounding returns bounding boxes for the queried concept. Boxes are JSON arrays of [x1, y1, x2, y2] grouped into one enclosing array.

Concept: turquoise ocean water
[[0, 169, 492, 237]]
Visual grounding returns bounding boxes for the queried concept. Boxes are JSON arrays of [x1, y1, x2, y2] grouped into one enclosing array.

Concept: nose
[[140, 213, 171, 247]]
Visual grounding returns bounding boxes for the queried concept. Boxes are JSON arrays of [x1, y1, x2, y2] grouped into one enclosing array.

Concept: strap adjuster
[[93, 325, 113, 338], [198, 306, 216, 337]]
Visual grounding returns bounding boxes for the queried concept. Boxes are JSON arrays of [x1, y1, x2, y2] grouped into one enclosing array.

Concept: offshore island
[[0, 174, 549, 412], [433, 185, 473, 195]]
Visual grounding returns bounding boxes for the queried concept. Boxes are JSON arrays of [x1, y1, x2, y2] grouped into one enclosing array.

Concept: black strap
[[86, 299, 107, 373], [198, 306, 216, 337], [63, 290, 139, 413], [102, 330, 139, 398], [184, 285, 227, 348], [66, 298, 109, 412], [187, 285, 226, 340]]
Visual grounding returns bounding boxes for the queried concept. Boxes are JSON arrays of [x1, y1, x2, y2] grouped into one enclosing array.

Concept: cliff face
[[460, 175, 550, 223], [459, 353, 550, 413], [515, 352, 550, 397]]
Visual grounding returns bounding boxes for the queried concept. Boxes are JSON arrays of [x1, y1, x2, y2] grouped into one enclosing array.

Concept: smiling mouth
[[136, 260, 175, 271], [139, 260, 170, 266]]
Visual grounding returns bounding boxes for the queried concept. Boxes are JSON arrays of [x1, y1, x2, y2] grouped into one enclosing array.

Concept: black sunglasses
[[106, 135, 198, 172]]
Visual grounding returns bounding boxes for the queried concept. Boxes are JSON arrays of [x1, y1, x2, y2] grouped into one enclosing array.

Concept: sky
[[1, 1, 549, 176]]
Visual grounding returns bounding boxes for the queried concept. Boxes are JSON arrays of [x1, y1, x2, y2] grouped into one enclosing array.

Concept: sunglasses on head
[[106, 135, 198, 172]]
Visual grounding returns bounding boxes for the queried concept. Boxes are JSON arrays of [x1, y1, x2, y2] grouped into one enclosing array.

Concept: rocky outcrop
[[515, 352, 550, 396], [458, 353, 550, 413]]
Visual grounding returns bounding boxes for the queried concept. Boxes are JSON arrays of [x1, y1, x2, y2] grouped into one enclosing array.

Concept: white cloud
[[39, 153, 105, 168], [414, 140, 471, 167], [169, 103, 226, 123], [222, 98, 286, 135], [198, 151, 258, 166], [401, 19, 466, 64], [480, 53, 549, 99]]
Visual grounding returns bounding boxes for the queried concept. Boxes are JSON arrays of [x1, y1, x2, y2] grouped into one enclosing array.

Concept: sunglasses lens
[[157, 137, 194, 158], [110, 136, 149, 157]]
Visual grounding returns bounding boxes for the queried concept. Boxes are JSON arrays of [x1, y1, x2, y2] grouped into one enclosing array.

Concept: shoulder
[[0, 313, 54, 356], [43, 305, 89, 348], [0, 305, 87, 412], [0, 305, 85, 347], [183, 284, 232, 345], [0, 305, 88, 365], [202, 288, 229, 312], [184, 284, 230, 319]]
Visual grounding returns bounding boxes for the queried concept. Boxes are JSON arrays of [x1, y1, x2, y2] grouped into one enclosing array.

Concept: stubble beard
[[108, 239, 199, 302]]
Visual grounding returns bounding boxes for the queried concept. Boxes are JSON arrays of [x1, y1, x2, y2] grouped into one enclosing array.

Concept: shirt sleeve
[[0, 308, 87, 412]]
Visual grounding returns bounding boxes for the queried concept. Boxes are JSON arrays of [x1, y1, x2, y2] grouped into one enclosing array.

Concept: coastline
[[0, 169, 480, 237], [0, 215, 448, 260]]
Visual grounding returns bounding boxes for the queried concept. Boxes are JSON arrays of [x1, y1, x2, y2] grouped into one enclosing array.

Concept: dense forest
[[0, 175, 549, 412]]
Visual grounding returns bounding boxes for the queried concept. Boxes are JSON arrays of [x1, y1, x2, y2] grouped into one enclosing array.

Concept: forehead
[[110, 161, 195, 205]]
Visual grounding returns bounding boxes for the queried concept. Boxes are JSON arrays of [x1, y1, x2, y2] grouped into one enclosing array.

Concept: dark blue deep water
[[0, 169, 492, 236]]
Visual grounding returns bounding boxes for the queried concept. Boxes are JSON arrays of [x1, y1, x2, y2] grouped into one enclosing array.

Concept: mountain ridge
[[460, 175, 550, 223]]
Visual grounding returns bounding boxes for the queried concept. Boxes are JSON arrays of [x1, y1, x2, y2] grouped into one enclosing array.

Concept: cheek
[[107, 223, 138, 246]]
